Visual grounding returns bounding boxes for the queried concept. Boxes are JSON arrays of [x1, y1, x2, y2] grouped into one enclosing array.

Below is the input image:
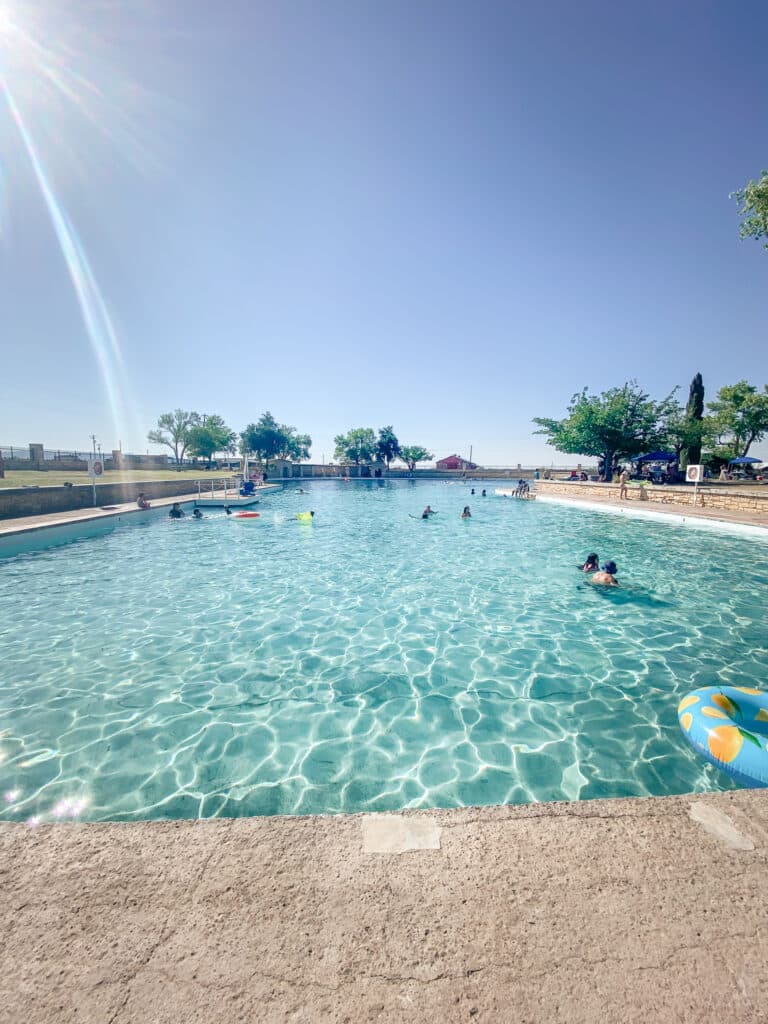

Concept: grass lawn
[[0, 469, 232, 489]]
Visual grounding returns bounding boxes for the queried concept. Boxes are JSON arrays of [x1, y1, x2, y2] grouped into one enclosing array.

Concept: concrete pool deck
[[2, 790, 767, 1023], [0, 486, 279, 538], [536, 489, 768, 534]]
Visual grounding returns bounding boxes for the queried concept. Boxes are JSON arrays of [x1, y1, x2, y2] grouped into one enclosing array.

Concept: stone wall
[[536, 480, 768, 514], [0, 479, 201, 520]]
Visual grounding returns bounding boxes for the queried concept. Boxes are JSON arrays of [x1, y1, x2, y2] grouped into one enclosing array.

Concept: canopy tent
[[632, 451, 677, 463], [728, 456, 762, 465]]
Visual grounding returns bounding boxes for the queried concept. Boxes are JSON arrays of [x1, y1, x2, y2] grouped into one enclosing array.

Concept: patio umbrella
[[634, 451, 677, 462], [728, 456, 762, 465]]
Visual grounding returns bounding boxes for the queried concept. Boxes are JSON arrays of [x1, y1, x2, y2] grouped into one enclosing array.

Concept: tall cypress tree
[[682, 372, 704, 468]]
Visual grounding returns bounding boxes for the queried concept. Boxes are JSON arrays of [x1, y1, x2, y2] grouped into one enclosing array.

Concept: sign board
[[87, 459, 104, 478], [686, 464, 703, 483]]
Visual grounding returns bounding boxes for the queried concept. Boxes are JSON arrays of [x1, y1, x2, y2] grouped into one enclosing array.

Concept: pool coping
[[2, 789, 767, 1022]]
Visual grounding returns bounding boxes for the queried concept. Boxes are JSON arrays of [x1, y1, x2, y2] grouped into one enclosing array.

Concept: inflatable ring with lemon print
[[678, 686, 768, 788]]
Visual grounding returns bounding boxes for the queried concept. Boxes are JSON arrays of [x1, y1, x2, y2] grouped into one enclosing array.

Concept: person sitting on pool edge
[[590, 560, 618, 586], [168, 502, 185, 519], [461, 505, 471, 518], [136, 492, 150, 509], [579, 553, 599, 572]]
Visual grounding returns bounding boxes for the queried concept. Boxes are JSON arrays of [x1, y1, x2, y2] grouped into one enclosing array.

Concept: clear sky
[[1, 0, 766, 465]]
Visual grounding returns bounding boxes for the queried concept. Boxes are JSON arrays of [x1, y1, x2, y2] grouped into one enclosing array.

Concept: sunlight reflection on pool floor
[[1, 480, 766, 821]]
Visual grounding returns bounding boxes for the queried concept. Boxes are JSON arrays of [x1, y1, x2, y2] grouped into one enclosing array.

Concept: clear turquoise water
[[1, 480, 766, 822]]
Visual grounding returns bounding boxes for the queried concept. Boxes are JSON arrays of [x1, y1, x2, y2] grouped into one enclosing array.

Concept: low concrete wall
[[0, 457, 89, 471], [388, 468, 544, 480], [293, 468, 552, 480], [0, 479, 202, 520], [271, 463, 594, 481], [536, 479, 768, 514]]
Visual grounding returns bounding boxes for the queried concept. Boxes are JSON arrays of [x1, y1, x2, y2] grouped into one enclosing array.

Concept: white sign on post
[[87, 457, 103, 507], [686, 464, 703, 506]]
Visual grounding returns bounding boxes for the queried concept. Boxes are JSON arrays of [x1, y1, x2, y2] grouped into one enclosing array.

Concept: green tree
[[731, 170, 768, 249], [186, 415, 236, 469], [147, 409, 199, 468], [334, 428, 377, 465], [375, 426, 401, 469], [240, 412, 311, 467], [533, 382, 677, 482], [707, 381, 768, 457], [399, 445, 434, 472], [278, 432, 312, 462], [681, 372, 705, 469], [662, 402, 708, 468]]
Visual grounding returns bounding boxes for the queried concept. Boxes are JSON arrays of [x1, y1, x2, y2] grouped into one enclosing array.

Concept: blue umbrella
[[728, 456, 762, 465], [634, 451, 677, 462]]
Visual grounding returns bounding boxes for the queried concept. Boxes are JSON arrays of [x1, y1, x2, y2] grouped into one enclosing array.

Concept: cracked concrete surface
[[2, 791, 767, 1023]]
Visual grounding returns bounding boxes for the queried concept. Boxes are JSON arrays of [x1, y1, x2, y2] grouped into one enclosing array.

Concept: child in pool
[[590, 561, 618, 586]]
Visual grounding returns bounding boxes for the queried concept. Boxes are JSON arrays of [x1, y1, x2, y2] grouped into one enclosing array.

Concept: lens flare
[[2, 78, 128, 430], [0, 1, 167, 444]]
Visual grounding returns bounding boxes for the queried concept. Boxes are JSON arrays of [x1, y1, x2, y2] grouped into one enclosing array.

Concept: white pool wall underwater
[[0, 503, 196, 560], [535, 494, 768, 541]]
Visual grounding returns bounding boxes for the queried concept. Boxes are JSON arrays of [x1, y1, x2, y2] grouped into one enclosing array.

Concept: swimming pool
[[1, 480, 766, 822]]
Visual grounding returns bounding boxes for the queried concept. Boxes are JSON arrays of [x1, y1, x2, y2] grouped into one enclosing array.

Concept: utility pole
[[89, 434, 97, 507]]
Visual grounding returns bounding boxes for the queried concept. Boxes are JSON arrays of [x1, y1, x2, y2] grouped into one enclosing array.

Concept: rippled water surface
[[1, 480, 767, 822]]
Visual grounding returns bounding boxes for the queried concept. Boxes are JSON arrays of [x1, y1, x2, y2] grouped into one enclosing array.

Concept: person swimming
[[461, 506, 471, 518], [224, 506, 233, 515], [481, 489, 487, 497], [579, 553, 599, 572], [192, 508, 204, 519], [590, 561, 618, 586], [168, 503, 185, 519], [413, 505, 438, 520]]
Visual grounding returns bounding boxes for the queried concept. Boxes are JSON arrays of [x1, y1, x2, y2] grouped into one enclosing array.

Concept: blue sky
[[1, 0, 766, 465]]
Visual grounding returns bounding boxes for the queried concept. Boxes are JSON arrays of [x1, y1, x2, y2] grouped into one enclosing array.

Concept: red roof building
[[436, 454, 477, 471]]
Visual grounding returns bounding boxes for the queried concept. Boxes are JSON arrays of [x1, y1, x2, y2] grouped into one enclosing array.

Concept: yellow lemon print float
[[680, 712, 693, 731], [678, 694, 700, 713], [711, 693, 738, 716], [734, 687, 762, 695], [702, 706, 728, 720], [707, 725, 743, 764]]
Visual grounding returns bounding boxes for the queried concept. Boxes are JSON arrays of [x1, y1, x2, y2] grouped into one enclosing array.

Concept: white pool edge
[[536, 494, 768, 540]]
